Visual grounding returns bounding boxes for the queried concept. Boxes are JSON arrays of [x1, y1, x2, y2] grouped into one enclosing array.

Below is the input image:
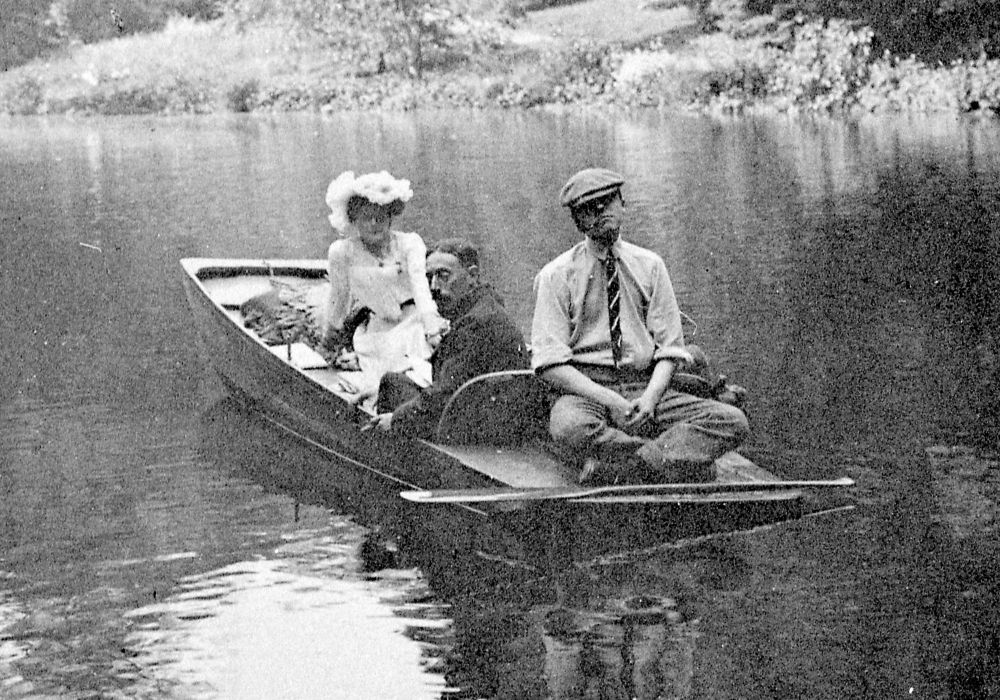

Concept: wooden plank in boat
[[714, 451, 777, 482], [428, 443, 576, 488], [266, 342, 329, 370], [201, 275, 275, 308], [201, 272, 325, 310]]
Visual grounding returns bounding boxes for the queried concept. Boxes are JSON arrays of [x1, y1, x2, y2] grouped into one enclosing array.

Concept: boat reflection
[[537, 598, 697, 700], [195, 397, 762, 698]]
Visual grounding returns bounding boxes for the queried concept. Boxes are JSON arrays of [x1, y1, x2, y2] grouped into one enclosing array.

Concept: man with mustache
[[367, 238, 529, 438], [531, 168, 749, 484]]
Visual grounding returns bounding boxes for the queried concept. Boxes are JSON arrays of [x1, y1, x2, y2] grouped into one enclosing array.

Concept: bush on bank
[[690, 17, 1000, 115], [2, 13, 999, 116]]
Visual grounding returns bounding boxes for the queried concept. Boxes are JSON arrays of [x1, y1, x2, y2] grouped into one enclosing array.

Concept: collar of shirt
[[583, 236, 623, 262]]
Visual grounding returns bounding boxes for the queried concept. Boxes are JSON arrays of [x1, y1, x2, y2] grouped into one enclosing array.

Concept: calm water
[[2, 109, 1000, 699]]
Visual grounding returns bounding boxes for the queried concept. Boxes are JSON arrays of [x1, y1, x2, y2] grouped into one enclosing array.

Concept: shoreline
[[1, 10, 998, 119]]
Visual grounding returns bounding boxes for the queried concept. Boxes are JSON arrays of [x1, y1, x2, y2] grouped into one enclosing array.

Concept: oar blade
[[400, 476, 855, 504]]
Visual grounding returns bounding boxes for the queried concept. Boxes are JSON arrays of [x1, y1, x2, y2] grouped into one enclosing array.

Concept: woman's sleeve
[[324, 240, 351, 332], [399, 232, 446, 334]]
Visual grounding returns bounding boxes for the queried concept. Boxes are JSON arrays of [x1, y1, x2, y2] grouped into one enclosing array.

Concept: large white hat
[[325, 170, 414, 232]]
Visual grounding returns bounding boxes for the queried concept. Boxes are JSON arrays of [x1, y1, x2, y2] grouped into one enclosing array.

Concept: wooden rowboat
[[180, 258, 841, 560]]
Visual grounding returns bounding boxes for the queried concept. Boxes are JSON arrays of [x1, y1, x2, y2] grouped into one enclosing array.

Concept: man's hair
[[428, 237, 479, 269]]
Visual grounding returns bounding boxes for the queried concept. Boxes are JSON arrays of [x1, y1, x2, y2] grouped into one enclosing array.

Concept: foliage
[[2, 0, 1000, 117], [689, 62, 769, 109], [761, 18, 874, 110], [689, 13, 1000, 115], [56, 76, 213, 114], [219, 0, 498, 78], [750, 0, 1000, 62], [0, 18, 282, 116], [515, 0, 581, 8], [226, 78, 260, 112], [858, 53, 1000, 114], [615, 67, 712, 108], [542, 42, 617, 103], [685, 18, 874, 112], [484, 42, 617, 107], [957, 54, 1000, 112], [1, 77, 45, 115], [857, 54, 958, 112]]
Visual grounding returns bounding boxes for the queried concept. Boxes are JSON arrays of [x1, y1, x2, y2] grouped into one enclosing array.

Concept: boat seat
[[434, 370, 550, 446]]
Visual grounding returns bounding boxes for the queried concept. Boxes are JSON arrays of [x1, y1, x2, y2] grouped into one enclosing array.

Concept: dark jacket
[[390, 285, 529, 439]]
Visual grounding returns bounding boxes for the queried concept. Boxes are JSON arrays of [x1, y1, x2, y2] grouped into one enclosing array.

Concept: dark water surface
[[2, 110, 1000, 698]]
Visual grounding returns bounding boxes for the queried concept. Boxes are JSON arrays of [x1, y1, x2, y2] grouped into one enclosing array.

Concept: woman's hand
[[334, 349, 361, 371], [425, 317, 450, 348]]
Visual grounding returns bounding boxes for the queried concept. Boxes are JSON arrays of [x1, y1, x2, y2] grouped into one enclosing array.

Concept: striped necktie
[[604, 252, 623, 366]]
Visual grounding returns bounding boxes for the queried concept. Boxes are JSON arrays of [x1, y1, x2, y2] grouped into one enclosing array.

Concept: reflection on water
[[125, 533, 450, 700], [2, 110, 1000, 697], [198, 398, 712, 700], [927, 446, 1000, 540], [533, 597, 696, 699]]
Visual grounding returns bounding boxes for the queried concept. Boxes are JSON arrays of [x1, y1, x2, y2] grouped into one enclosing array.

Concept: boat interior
[[190, 261, 781, 489]]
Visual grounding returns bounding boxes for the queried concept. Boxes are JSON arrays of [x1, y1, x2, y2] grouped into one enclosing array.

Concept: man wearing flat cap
[[530, 167, 749, 484]]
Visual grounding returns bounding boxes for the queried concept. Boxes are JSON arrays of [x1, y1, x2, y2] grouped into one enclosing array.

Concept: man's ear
[[467, 264, 480, 282]]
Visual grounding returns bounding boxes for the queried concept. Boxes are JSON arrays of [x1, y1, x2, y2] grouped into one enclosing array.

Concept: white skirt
[[351, 305, 433, 401]]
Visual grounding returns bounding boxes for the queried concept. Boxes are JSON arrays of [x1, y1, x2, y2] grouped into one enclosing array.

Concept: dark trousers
[[376, 371, 422, 414]]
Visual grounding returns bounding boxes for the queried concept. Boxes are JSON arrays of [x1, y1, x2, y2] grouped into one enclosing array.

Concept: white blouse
[[324, 230, 442, 336]]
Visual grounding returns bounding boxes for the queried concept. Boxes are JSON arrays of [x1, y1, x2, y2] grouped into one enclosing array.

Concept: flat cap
[[559, 167, 625, 208]]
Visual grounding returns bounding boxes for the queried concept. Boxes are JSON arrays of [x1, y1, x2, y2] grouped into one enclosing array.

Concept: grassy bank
[[1, 2, 998, 117]]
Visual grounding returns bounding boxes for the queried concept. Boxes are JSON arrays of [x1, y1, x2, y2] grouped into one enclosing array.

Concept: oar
[[400, 476, 856, 504]]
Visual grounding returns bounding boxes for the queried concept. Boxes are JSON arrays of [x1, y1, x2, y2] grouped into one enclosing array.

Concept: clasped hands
[[609, 393, 656, 430]]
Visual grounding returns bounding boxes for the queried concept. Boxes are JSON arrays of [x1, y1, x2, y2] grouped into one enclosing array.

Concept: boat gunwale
[[180, 258, 808, 514], [180, 257, 571, 497]]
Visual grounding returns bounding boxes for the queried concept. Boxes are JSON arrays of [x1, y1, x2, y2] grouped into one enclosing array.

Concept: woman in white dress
[[320, 170, 448, 404]]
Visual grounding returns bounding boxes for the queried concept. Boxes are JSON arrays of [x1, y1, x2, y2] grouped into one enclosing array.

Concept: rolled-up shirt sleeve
[[530, 265, 574, 371], [646, 257, 693, 364]]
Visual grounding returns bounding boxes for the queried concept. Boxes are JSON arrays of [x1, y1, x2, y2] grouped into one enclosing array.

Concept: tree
[[222, 0, 480, 77], [756, 0, 1000, 60]]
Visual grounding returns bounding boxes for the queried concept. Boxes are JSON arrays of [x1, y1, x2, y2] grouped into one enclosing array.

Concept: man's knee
[[549, 397, 606, 446], [376, 371, 421, 413], [711, 401, 750, 443]]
